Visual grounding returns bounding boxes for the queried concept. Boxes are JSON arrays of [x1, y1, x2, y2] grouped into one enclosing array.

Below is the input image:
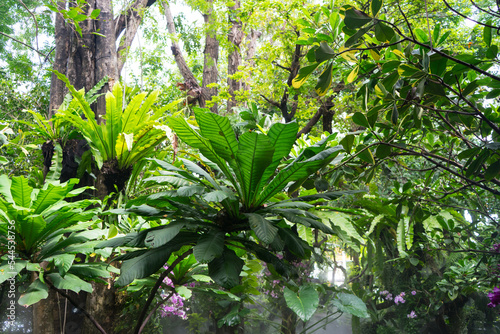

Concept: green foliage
[[55, 73, 168, 170], [0, 175, 111, 306]]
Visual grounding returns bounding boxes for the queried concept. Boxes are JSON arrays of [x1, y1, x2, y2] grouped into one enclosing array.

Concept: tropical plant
[[54, 72, 168, 181], [95, 109, 362, 332], [0, 175, 109, 306]]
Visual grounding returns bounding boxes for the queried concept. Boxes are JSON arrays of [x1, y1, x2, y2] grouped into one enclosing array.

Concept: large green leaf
[[196, 111, 239, 164], [10, 176, 33, 208], [0, 260, 27, 284], [47, 273, 93, 293], [145, 222, 185, 248], [31, 181, 74, 215], [344, 8, 372, 29], [332, 292, 369, 318], [284, 286, 319, 321], [245, 213, 278, 244], [116, 236, 193, 286], [193, 231, 225, 263], [256, 146, 342, 206], [18, 279, 49, 306], [208, 248, 244, 289], [236, 132, 274, 205], [168, 117, 237, 190]]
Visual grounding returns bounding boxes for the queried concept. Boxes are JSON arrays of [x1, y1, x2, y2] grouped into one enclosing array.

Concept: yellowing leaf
[[369, 49, 380, 60], [392, 49, 405, 58], [339, 46, 358, 63], [347, 66, 359, 83]]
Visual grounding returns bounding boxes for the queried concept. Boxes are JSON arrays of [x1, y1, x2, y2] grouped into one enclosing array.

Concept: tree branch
[[0, 31, 49, 60], [134, 249, 193, 334], [46, 279, 107, 334]]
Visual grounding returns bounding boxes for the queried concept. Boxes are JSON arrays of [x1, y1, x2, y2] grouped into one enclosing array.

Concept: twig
[[137, 291, 173, 334], [0, 31, 48, 58], [134, 249, 193, 334]]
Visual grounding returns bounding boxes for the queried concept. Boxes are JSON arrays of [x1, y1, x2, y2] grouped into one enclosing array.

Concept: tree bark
[[227, 0, 243, 113], [202, 0, 219, 113], [48, 1, 70, 117], [163, 1, 206, 107]]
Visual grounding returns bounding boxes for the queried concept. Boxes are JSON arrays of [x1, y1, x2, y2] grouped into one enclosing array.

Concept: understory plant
[[97, 109, 361, 332]]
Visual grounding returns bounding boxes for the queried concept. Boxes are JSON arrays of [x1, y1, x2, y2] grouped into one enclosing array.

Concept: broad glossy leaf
[[485, 160, 500, 180], [11, 176, 33, 208], [315, 63, 334, 96], [315, 42, 336, 63], [47, 273, 93, 293], [352, 112, 369, 128], [370, 0, 382, 17], [237, 132, 274, 204], [18, 279, 49, 306], [196, 111, 239, 163], [0, 260, 27, 284], [332, 292, 369, 318], [116, 235, 196, 286], [484, 22, 492, 47], [245, 213, 278, 244], [208, 248, 244, 289], [145, 222, 185, 248], [344, 8, 372, 29], [374, 21, 394, 43], [257, 146, 342, 206], [194, 231, 224, 263], [284, 286, 319, 321]]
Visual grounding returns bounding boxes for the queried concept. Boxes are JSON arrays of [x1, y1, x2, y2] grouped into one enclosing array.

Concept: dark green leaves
[[208, 248, 244, 289], [315, 42, 336, 63], [344, 8, 372, 29], [193, 231, 225, 263], [371, 0, 383, 17]]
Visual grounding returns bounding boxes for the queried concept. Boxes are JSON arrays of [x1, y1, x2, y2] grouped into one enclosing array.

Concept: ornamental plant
[[98, 109, 359, 331]]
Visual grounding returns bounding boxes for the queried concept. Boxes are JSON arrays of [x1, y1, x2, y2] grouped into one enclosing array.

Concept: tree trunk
[[32, 289, 59, 334], [45, 1, 152, 333], [202, 0, 219, 113], [227, 0, 243, 113], [281, 306, 297, 334]]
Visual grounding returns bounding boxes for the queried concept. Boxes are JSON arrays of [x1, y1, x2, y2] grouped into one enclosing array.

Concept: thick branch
[[115, 0, 156, 38], [163, 1, 206, 107], [116, 0, 151, 74]]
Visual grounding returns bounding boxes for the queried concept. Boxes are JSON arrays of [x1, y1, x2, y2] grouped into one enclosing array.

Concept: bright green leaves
[[18, 279, 49, 306], [56, 76, 166, 170], [484, 22, 492, 47], [237, 132, 274, 203], [284, 286, 319, 321]]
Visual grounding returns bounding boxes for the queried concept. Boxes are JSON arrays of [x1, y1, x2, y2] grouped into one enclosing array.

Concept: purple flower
[[380, 290, 389, 296], [407, 311, 417, 318], [411, 290, 416, 296], [488, 287, 500, 308], [492, 244, 500, 253], [394, 295, 405, 305], [399, 292, 405, 297], [385, 293, 393, 301]]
